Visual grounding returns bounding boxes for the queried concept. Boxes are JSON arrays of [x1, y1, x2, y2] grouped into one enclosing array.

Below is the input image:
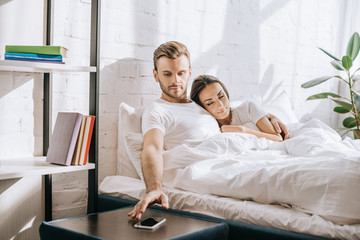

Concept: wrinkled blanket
[[162, 118, 360, 224]]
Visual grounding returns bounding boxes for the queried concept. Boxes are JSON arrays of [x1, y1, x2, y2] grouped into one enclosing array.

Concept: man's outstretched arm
[[128, 129, 168, 220]]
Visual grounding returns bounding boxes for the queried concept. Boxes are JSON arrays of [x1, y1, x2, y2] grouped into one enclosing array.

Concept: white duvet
[[161, 118, 360, 225]]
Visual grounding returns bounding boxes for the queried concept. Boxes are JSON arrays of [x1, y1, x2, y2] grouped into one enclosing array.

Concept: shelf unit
[[0, 0, 100, 221], [0, 157, 95, 180], [0, 60, 96, 72]]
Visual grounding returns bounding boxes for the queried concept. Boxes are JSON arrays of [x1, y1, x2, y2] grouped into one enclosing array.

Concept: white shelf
[[0, 157, 95, 180], [0, 60, 96, 73]]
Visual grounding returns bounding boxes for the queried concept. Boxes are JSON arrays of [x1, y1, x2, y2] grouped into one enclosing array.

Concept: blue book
[[5, 53, 63, 62]]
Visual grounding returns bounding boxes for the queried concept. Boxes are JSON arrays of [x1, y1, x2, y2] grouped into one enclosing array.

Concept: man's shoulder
[[144, 99, 166, 112], [142, 99, 170, 119]]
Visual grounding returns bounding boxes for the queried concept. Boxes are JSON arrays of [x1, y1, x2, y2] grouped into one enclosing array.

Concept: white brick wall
[[0, 72, 43, 158]]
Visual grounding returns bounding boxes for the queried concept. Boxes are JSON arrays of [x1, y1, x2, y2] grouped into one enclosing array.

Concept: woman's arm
[[256, 116, 283, 141], [267, 113, 289, 140], [221, 116, 283, 141]]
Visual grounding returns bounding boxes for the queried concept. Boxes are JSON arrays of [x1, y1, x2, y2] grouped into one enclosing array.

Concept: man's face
[[153, 55, 192, 103]]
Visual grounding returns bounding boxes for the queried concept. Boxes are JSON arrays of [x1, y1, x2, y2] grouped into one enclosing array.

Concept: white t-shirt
[[142, 99, 220, 150], [231, 100, 267, 131]]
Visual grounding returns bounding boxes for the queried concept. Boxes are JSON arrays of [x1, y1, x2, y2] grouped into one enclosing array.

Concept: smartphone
[[134, 217, 166, 230]]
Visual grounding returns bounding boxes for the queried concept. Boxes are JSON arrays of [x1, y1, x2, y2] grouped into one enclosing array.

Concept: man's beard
[[158, 76, 187, 99]]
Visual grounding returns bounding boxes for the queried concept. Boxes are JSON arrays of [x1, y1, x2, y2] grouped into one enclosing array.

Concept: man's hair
[[190, 75, 230, 108], [153, 41, 191, 71]]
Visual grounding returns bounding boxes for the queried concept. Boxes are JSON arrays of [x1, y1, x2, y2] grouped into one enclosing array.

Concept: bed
[[99, 96, 360, 240]]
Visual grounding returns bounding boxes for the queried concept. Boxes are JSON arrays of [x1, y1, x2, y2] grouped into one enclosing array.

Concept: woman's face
[[198, 82, 230, 120]]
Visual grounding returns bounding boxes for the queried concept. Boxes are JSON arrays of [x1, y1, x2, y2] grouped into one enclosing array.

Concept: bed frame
[[98, 194, 328, 240]]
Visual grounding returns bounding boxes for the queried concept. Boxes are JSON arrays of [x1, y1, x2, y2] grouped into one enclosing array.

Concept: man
[[128, 41, 288, 220]]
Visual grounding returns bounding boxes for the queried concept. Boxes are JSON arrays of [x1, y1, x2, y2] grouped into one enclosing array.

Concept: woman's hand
[[221, 125, 249, 133], [267, 114, 289, 140]]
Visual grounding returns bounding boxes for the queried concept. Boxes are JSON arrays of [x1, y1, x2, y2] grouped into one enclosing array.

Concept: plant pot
[[353, 129, 360, 139]]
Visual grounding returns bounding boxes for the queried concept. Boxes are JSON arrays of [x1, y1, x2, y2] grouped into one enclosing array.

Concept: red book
[[82, 116, 95, 165]]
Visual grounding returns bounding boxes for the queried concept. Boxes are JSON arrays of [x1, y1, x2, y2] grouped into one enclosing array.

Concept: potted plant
[[301, 32, 360, 139]]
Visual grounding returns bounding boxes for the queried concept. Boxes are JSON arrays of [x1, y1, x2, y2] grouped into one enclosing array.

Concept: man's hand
[[128, 190, 169, 220], [267, 114, 289, 140]]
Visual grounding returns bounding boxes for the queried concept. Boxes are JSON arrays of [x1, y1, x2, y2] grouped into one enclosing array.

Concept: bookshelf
[[0, 60, 96, 73], [0, 0, 100, 222], [0, 157, 95, 180]]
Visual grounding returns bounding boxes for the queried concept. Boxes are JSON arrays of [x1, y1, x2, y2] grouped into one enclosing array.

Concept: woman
[[190, 75, 284, 141]]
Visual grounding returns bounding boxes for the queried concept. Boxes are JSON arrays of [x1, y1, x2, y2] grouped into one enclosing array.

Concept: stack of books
[[46, 112, 95, 166], [4, 45, 68, 64]]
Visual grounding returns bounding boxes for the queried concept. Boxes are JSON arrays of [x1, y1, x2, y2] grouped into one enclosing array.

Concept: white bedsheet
[[160, 119, 360, 224], [99, 175, 360, 240]]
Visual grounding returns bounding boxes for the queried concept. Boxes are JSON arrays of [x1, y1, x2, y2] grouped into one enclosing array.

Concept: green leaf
[[301, 76, 332, 88], [343, 117, 357, 128], [346, 32, 360, 61], [334, 106, 350, 113], [342, 56, 353, 70], [328, 97, 353, 111], [330, 60, 345, 71], [318, 47, 340, 61], [306, 92, 341, 100]]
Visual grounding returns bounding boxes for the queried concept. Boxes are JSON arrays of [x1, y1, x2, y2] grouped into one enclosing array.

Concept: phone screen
[[134, 217, 166, 230], [140, 218, 160, 227]]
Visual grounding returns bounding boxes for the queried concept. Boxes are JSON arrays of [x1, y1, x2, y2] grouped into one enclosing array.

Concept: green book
[[5, 45, 68, 57]]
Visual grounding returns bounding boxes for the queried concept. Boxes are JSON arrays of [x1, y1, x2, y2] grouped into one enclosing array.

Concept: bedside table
[[39, 207, 229, 240]]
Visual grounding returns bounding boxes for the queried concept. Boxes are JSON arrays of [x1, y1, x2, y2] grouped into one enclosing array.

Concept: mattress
[[99, 175, 360, 240]]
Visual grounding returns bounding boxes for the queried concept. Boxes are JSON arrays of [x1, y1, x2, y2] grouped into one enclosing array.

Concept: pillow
[[116, 103, 143, 179], [230, 91, 298, 125], [124, 132, 144, 180], [99, 175, 146, 201], [262, 90, 298, 125]]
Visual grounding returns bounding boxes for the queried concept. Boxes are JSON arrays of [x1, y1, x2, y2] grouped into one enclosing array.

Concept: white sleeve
[[141, 107, 166, 136], [247, 100, 267, 123]]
